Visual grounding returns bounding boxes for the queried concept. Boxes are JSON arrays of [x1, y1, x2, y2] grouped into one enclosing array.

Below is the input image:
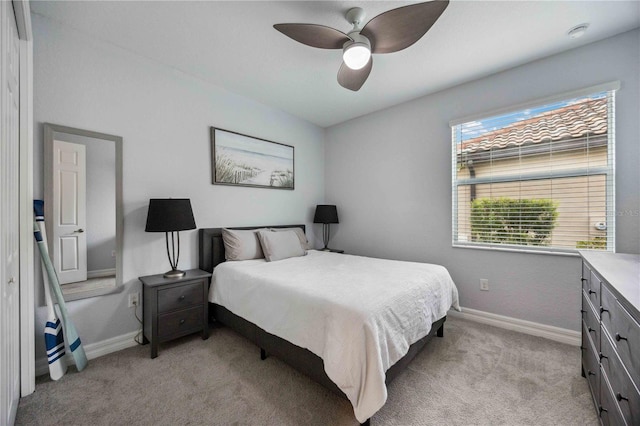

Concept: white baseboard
[[87, 268, 116, 279], [448, 307, 580, 346], [33, 308, 579, 377], [35, 330, 140, 377]]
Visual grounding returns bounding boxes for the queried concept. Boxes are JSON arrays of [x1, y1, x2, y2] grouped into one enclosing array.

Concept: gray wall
[[33, 15, 325, 360], [325, 30, 640, 331]]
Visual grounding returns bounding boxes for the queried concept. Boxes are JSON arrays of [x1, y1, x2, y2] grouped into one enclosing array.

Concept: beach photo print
[[211, 127, 294, 190]]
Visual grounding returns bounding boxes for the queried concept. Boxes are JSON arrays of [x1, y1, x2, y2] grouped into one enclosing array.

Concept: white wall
[[32, 15, 325, 361], [325, 30, 640, 332]]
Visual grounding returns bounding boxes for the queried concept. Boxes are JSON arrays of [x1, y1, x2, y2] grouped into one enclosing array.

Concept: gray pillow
[[257, 230, 306, 262], [221, 228, 267, 261], [270, 227, 311, 250]]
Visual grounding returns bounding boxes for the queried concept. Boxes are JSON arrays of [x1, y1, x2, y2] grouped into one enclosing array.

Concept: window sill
[[452, 243, 583, 257]]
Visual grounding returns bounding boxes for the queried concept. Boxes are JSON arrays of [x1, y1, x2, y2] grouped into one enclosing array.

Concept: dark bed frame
[[198, 226, 446, 425]]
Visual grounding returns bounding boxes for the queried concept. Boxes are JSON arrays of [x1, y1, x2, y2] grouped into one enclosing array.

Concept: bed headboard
[[198, 225, 307, 273]]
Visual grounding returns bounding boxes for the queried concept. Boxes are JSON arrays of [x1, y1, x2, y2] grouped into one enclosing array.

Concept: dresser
[[140, 269, 212, 358], [580, 251, 640, 425]]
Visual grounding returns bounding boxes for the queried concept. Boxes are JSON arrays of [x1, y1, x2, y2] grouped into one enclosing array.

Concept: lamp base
[[163, 269, 185, 278]]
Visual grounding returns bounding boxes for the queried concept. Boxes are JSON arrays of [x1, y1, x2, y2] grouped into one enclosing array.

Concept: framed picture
[[211, 127, 294, 190]]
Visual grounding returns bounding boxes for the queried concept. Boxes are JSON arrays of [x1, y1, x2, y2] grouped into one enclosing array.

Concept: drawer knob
[[599, 352, 608, 360], [616, 393, 628, 402], [615, 333, 628, 342], [179, 295, 185, 301], [588, 289, 597, 295], [599, 406, 608, 414], [588, 370, 596, 376], [600, 306, 608, 314], [179, 319, 185, 325], [580, 309, 587, 314], [581, 278, 587, 283], [588, 327, 596, 334]]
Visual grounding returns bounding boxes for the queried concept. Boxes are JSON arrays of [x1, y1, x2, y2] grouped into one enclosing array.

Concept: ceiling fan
[[274, 1, 450, 91]]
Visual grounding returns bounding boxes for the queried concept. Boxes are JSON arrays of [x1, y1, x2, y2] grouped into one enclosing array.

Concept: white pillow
[[221, 228, 266, 261], [257, 230, 306, 262], [270, 227, 311, 250]]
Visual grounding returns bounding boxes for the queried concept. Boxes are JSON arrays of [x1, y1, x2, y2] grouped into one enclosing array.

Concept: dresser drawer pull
[[588, 370, 596, 376], [600, 306, 608, 314], [615, 333, 628, 342], [599, 406, 607, 414], [588, 289, 597, 296], [588, 327, 596, 334], [580, 309, 587, 314], [616, 393, 628, 402], [581, 278, 587, 283], [179, 319, 185, 325], [599, 352, 607, 360], [179, 295, 185, 301]]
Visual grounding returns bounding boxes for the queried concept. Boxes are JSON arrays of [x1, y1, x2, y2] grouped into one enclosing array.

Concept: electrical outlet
[[128, 292, 139, 308], [480, 279, 489, 291]]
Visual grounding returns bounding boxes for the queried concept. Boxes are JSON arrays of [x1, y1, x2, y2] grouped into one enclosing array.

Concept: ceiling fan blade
[[337, 58, 373, 92], [273, 24, 351, 49], [361, 0, 449, 54]]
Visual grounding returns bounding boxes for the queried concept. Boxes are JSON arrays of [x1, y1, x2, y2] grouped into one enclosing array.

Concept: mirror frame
[[43, 123, 123, 300]]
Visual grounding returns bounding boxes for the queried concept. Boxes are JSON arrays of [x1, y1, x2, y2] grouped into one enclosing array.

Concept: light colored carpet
[[16, 317, 598, 425]]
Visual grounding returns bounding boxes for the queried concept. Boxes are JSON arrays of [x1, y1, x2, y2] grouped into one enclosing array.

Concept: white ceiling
[[30, 1, 640, 128]]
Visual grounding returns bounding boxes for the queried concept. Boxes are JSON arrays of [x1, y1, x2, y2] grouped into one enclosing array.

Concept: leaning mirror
[[43, 124, 123, 301]]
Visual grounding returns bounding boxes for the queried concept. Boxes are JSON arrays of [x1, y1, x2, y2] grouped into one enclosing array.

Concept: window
[[451, 84, 617, 254]]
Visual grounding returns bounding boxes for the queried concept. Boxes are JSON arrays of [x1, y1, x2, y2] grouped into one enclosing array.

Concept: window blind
[[451, 89, 615, 253]]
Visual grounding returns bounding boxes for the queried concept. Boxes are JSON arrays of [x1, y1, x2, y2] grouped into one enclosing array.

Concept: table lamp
[[313, 204, 339, 251], [145, 198, 196, 278]]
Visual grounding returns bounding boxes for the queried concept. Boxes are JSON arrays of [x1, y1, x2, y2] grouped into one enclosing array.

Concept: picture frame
[[211, 127, 294, 190]]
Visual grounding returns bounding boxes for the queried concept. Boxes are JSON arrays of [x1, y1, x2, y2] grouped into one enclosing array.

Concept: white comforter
[[209, 250, 460, 422]]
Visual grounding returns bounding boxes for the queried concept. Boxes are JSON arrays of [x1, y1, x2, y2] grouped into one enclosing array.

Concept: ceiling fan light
[[343, 42, 371, 70]]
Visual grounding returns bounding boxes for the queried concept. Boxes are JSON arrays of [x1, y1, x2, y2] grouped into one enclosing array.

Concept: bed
[[198, 225, 460, 424]]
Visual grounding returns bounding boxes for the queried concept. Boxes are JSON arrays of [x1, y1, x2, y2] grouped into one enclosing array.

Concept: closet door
[[1, 1, 21, 424]]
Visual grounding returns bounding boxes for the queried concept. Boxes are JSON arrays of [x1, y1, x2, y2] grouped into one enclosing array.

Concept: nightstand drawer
[[158, 281, 203, 313], [158, 306, 203, 340]]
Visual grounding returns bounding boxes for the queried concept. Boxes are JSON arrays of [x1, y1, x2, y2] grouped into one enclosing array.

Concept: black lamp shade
[[313, 205, 339, 224], [145, 199, 196, 232]]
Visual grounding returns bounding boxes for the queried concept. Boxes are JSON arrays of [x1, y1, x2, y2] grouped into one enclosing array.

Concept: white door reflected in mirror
[[44, 123, 123, 300], [52, 140, 87, 284]]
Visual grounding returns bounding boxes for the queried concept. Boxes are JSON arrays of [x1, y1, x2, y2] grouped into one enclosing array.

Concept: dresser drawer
[[601, 331, 640, 426], [601, 369, 628, 426], [157, 281, 203, 313], [586, 269, 602, 316], [583, 291, 600, 350], [582, 261, 592, 293], [601, 284, 640, 385], [583, 321, 600, 402], [158, 306, 203, 340]]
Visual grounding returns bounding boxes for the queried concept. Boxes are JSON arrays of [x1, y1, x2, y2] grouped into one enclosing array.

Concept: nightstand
[[139, 269, 212, 358]]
